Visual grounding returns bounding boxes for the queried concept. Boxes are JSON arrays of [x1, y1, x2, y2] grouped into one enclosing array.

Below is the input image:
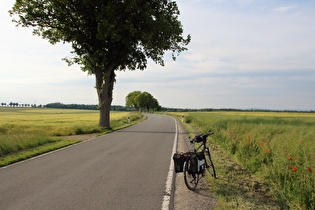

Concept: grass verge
[[0, 139, 79, 167], [207, 142, 280, 209]]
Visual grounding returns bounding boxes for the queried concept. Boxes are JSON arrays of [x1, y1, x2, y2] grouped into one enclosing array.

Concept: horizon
[[1, 0, 315, 111], [1, 101, 314, 112]]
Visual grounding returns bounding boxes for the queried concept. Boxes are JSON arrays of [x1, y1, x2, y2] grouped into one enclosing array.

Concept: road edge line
[[162, 116, 178, 210]]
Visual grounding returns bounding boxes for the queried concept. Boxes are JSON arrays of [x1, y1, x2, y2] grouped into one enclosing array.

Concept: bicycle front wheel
[[204, 147, 216, 178], [183, 158, 200, 191]]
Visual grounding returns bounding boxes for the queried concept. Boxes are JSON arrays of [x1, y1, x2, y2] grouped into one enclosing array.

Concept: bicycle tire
[[204, 147, 216, 178], [183, 158, 200, 191]]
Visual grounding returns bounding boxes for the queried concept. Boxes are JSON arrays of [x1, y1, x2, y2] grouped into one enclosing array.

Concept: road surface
[[0, 114, 177, 209]]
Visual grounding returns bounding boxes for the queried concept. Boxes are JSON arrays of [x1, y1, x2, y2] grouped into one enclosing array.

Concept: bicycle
[[183, 130, 216, 190]]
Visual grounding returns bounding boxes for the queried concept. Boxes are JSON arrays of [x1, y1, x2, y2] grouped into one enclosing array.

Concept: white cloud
[[272, 6, 296, 12]]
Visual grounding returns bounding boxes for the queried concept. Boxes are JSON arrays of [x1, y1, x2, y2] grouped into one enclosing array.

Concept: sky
[[1, 0, 315, 110]]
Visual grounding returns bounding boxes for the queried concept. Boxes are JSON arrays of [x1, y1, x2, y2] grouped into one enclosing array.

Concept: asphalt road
[[0, 114, 177, 210]]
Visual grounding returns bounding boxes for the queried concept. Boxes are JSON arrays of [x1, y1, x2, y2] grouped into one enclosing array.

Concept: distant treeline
[[44, 102, 135, 111], [2, 102, 313, 113], [1, 102, 42, 108], [161, 107, 315, 113], [161, 107, 241, 112]]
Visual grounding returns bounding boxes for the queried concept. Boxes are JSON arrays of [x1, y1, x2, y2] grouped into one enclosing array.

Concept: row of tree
[[1, 102, 42, 108], [44, 103, 97, 110], [161, 107, 315, 113], [126, 91, 161, 112], [2, 102, 313, 113], [44, 103, 135, 111]]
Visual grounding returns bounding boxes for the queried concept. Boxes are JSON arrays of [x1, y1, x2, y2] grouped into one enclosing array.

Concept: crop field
[[0, 107, 143, 166], [171, 111, 315, 209]]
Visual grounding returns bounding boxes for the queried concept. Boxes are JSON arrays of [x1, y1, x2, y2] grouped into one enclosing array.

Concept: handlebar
[[189, 130, 214, 143]]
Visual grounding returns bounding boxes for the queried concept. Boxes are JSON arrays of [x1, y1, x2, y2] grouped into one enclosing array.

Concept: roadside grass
[[168, 111, 315, 209], [206, 142, 280, 209], [0, 139, 79, 167], [0, 107, 144, 166]]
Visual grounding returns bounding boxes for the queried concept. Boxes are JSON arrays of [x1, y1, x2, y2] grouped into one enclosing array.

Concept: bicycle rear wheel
[[183, 158, 200, 191], [204, 147, 216, 178]]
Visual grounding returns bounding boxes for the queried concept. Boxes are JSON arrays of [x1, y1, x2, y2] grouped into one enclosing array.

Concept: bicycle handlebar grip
[[205, 130, 214, 136]]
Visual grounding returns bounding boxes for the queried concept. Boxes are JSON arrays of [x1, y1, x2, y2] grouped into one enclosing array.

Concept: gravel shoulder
[[174, 119, 216, 209]]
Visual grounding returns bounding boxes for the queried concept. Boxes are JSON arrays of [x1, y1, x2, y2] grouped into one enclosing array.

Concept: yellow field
[[0, 107, 142, 159], [0, 107, 133, 136]]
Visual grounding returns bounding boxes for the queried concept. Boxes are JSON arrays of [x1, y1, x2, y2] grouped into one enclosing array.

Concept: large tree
[[137, 92, 157, 112], [125, 91, 141, 111], [9, 0, 190, 128]]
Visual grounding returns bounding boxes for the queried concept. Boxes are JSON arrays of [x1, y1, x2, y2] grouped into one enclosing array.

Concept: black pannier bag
[[196, 152, 205, 160], [196, 152, 205, 173], [190, 153, 198, 173], [173, 153, 185, 173]]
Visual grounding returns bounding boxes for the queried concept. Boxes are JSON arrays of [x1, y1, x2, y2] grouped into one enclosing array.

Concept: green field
[[0, 107, 143, 166], [170, 111, 315, 209]]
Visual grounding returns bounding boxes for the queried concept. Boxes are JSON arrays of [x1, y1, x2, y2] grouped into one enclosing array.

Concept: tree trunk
[[95, 65, 116, 128]]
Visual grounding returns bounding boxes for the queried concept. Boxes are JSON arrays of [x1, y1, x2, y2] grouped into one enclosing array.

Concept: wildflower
[[289, 157, 293, 160], [266, 150, 269, 153], [299, 141, 302, 144], [292, 167, 297, 171], [308, 168, 312, 172], [287, 166, 290, 169], [295, 158, 298, 160], [286, 153, 288, 156]]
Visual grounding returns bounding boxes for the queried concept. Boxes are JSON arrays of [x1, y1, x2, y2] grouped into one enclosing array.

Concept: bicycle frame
[[192, 141, 206, 153]]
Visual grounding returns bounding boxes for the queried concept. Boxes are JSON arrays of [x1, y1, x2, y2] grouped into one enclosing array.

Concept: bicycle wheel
[[204, 147, 216, 178], [183, 158, 200, 191]]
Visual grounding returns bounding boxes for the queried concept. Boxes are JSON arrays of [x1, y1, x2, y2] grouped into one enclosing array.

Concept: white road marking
[[162, 116, 178, 210]]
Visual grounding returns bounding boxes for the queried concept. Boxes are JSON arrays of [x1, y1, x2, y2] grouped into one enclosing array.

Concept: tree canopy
[[10, 0, 190, 128], [125, 91, 142, 111], [126, 91, 161, 112]]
